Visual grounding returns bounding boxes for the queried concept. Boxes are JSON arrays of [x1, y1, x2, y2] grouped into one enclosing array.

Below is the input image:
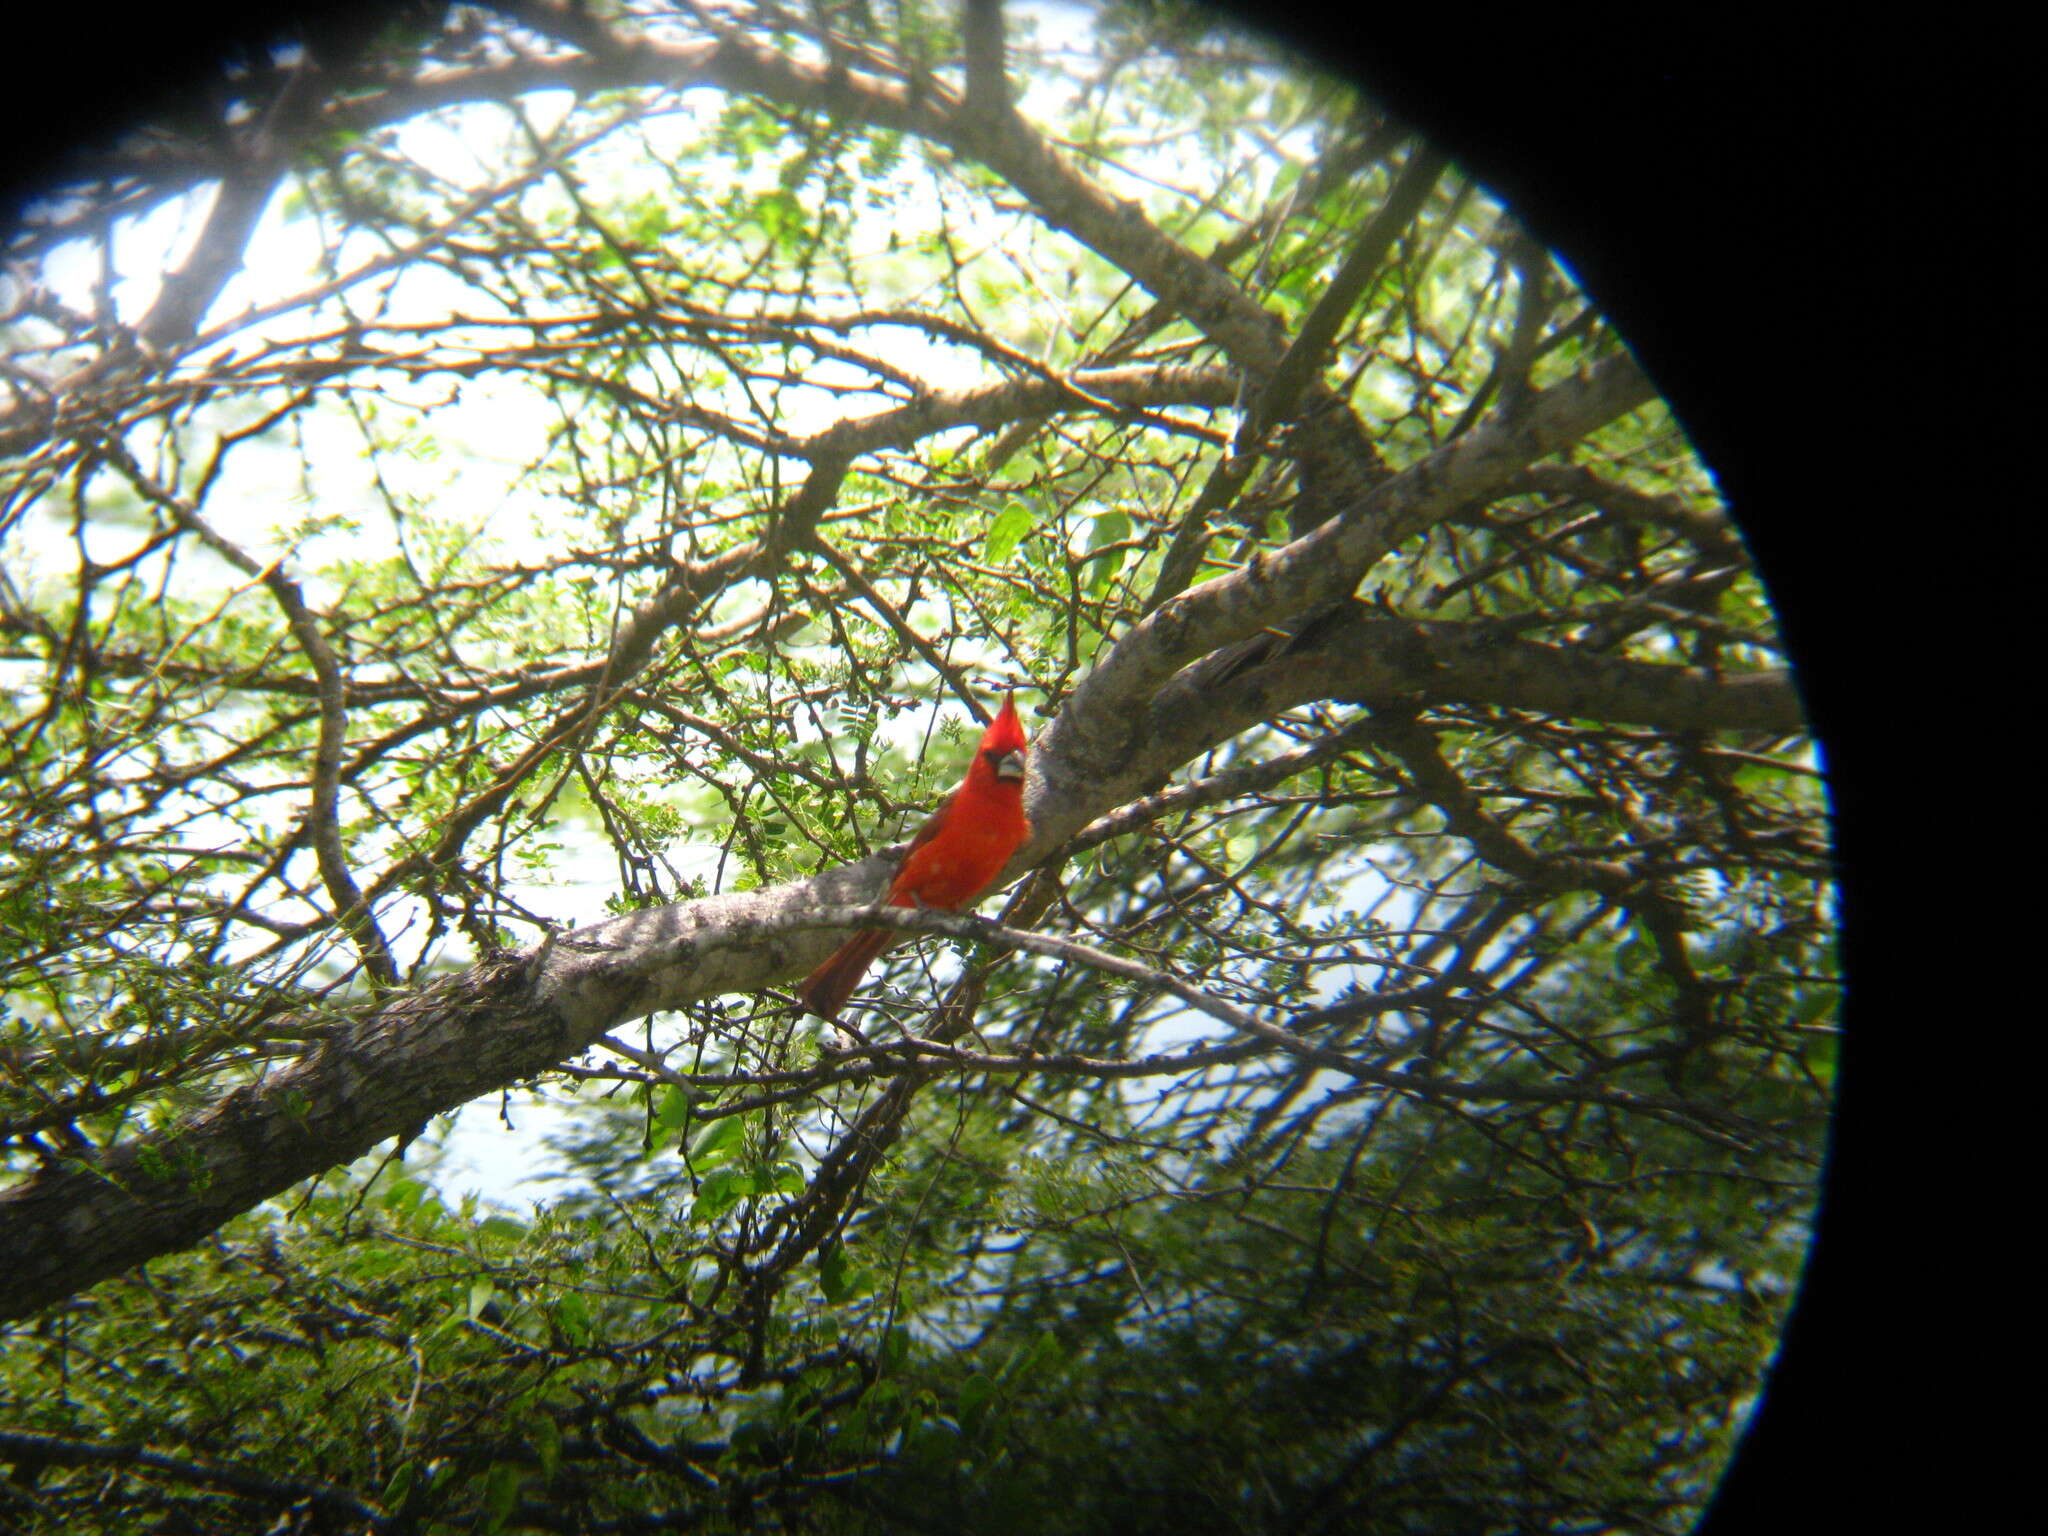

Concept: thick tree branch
[[0, 1428, 389, 1531], [960, 0, 1011, 122], [136, 164, 285, 353], [1246, 145, 1451, 442], [1038, 349, 1657, 802], [1259, 611, 1801, 735]]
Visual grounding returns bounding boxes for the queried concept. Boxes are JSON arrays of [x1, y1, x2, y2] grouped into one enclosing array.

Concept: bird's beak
[[994, 750, 1026, 782]]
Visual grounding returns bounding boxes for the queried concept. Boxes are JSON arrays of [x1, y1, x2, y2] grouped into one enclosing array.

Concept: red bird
[[798, 693, 1031, 1022]]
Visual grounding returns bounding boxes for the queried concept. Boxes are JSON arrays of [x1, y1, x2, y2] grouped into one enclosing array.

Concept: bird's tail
[[797, 928, 898, 1021]]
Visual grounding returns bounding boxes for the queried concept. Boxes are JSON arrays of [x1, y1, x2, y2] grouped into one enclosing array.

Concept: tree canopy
[[0, 3, 1833, 1531]]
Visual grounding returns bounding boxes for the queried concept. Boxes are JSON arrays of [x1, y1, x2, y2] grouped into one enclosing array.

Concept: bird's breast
[[894, 801, 1027, 909]]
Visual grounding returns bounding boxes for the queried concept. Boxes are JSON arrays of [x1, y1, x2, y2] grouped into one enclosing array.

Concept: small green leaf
[[1086, 508, 1131, 552], [985, 502, 1035, 564], [554, 1292, 592, 1346], [688, 1113, 747, 1166], [958, 1371, 996, 1421], [1083, 509, 1131, 593], [654, 1085, 695, 1134], [381, 1461, 419, 1507], [1015, 1331, 1064, 1381], [694, 1166, 756, 1219], [820, 1248, 877, 1303], [880, 1325, 911, 1372], [482, 1461, 520, 1531], [532, 1412, 561, 1479]]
